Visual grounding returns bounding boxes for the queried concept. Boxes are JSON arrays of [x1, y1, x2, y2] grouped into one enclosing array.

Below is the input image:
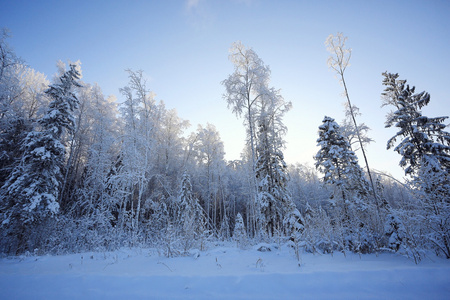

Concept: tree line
[[0, 29, 448, 261]]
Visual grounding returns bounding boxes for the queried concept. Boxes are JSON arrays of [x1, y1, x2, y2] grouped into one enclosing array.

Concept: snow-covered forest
[[1, 28, 449, 265]]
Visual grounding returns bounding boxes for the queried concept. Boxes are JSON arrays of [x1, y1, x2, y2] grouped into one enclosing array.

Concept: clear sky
[[3, 0, 450, 181]]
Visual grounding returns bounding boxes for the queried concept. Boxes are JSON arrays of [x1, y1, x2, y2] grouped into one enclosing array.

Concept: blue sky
[[3, 0, 450, 181]]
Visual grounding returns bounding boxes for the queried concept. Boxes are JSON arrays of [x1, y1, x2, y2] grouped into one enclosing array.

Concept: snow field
[[1, 244, 449, 300]]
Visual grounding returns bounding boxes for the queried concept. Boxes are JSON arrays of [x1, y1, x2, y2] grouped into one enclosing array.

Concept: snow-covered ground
[[1, 244, 449, 300]]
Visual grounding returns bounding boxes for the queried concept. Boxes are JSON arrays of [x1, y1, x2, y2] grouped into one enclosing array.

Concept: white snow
[[1, 244, 449, 300]]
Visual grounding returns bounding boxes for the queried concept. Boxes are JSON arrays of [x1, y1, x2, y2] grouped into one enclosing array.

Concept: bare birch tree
[[325, 32, 379, 212], [222, 41, 271, 235]]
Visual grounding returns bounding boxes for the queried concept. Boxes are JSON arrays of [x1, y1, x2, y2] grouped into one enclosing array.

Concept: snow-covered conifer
[[233, 212, 247, 248], [254, 90, 301, 237], [314, 116, 375, 251], [382, 72, 450, 258], [178, 170, 205, 252], [382, 72, 450, 177], [315, 116, 370, 200], [384, 212, 406, 252], [0, 64, 81, 253], [222, 41, 272, 236]]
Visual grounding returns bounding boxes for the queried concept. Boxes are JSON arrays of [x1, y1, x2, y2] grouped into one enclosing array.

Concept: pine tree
[[0, 64, 81, 253], [233, 212, 247, 248], [314, 116, 373, 251], [382, 72, 450, 177], [222, 41, 273, 236], [382, 72, 450, 258], [302, 202, 316, 253], [178, 170, 205, 252], [384, 212, 406, 252], [254, 90, 301, 237], [315, 116, 369, 201], [255, 118, 279, 236]]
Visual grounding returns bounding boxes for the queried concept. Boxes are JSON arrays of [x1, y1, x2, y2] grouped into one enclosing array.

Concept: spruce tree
[[382, 72, 450, 177], [233, 212, 247, 248], [382, 72, 450, 258], [314, 116, 369, 201], [314, 116, 373, 251], [0, 64, 81, 253], [255, 118, 279, 236], [178, 170, 205, 252], [222, 41, 272, 237], [255, 96, 302, 237]]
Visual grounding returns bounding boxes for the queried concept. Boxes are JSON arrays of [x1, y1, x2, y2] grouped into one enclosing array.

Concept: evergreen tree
[[0, 64, 81, 253], [222, 41, 272, 236], [382, 72, 450, 177], [178, 170, 205, 252], [314, 116, 374, 251], [314, 116, 369, 201], [254, 90, 301, 237], [40, 64, 81, 139], [302, 202, 316, 253], [233, 212, 247, 248], [382, 72, 450, 258], [255, 118, 279, 236]]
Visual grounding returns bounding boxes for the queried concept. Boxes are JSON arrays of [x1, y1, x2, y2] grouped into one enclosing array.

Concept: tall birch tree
[[325, 33, 379, 211], [222, 41, 271, 235]]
